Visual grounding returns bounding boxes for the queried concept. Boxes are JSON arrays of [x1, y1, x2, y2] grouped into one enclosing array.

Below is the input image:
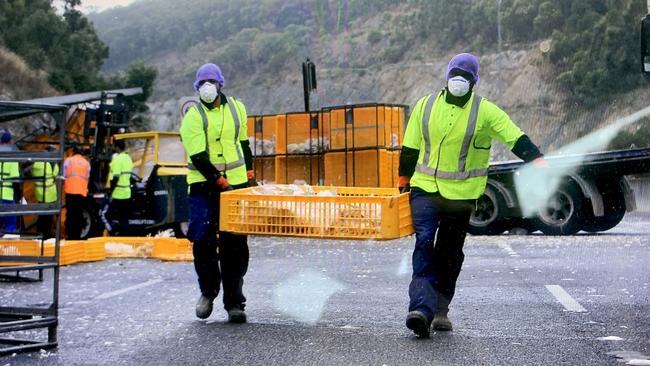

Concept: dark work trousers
[[109, 198, 131, 236], [188, 182, 249, 311], [36, 214, 54, 239], [65, 194, 85, 240], [408, 187, 475, 321]]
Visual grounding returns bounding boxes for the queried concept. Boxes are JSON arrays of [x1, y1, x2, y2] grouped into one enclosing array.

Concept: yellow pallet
[[0, 240, 41, 266], [44, 240, 84, 266], [220, 185, 413, 240], [88, 237, 155, 258], [152, 238, 193, 261]]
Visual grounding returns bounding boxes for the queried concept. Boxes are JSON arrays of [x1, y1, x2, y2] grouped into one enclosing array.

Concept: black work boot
[[196, 294, 214, 319], [227, 306, 247, 323], [406, 310, 431, 338], [432, 312, 453, 331]]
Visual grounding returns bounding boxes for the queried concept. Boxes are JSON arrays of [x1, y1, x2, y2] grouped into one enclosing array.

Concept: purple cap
[[193, 63, 225, 91], [446, 53, 479, 83]]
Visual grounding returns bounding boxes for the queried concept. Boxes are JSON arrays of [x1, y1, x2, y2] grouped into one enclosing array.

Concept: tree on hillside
[[0, 0, 108, 93]]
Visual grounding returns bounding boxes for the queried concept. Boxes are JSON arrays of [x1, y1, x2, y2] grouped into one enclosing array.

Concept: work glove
[[398, 176, 411, 194], [216, 176, 232, 191], [247, 170, 258, 187]]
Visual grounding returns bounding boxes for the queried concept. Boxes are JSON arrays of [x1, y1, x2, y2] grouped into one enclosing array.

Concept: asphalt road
[[2, 213, 649, 365]]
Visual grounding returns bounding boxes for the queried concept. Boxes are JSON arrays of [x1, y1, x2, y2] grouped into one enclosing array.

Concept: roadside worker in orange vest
[[32, 145, 59, 239], [179, 63, 256, 323], [63, 145, 90, 240], [399, 53, 546, 337]]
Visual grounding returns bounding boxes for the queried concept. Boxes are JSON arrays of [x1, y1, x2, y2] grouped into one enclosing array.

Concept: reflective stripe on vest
[[187, 98, 245, 172], [415, 93, 487, 180]]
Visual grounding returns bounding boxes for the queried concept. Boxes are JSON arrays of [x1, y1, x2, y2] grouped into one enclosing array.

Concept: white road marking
[[96, 279, 163, 300], [498, 242, 520, 257], [545, 285, 587, 312]]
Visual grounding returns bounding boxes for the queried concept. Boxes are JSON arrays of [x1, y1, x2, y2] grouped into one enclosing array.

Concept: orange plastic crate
[[0, 240, 41, 266], [80, 240, 106, 262], [151, 238, 193, 261], [247, 114, 282, 156], [254, 156, 276, 183], [276, 112, 322, 154], [324, 104, 405, 150], [324, 149, 399, 188], [219, 185, 413, 240], [275, 155, 322, 185], [44, 240, 84, 266]]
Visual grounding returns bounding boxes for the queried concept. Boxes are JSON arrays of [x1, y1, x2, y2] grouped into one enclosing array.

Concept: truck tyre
[[468, 185, 509, 235], [583, 186, 626, 233], [533, 180, 586, 235]]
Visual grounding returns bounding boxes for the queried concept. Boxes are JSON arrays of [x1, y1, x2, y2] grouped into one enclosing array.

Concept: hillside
[[0, 47, 59, 138]]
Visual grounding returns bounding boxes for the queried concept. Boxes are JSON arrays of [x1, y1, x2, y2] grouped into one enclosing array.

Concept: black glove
[[248, 178, 259, 187], [399, 183, 410, 194]]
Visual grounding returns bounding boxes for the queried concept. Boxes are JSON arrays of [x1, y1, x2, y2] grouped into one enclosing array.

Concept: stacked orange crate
[[247, 114, 281, 183], [275, 112, 323, 185], [323, 104, 407, 188]]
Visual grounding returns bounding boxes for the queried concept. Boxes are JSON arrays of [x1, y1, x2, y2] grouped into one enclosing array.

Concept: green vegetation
[[90, 0, 645, 104], [0, 0, 157, 111], [411, 0, 646, 103]]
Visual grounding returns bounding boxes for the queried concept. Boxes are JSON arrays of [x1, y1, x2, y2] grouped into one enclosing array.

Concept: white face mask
[[198, 82, 218, 103], [447, 76, 470, 97]]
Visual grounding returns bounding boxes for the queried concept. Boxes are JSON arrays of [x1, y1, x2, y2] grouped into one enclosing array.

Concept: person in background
[[32, 145, 59, 239], [0, 131, 20, 233], [399, 53, 546, 338], [63, 145, 90, 240], [106, 139, 133, 236], [179, 63, 255, 323]]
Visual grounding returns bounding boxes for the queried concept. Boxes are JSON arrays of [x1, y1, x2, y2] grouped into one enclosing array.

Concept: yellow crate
[[275, 155, 322, 185], [44, 240, 84, 266], [324, 149, 399, 188], [0, 240, 41, 266], [276, 112, 321, 154], [88, 237, 155, 258], [324, 104, 405, 150], [220, 185, 413, 240], [152, 238, 193, 261]]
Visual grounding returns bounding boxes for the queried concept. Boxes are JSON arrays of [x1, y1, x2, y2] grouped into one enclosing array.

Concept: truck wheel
[[468, 185, 509, 235], [173, 222, 189, 238], [533, 180, 586, 235], [583, 186, 626, 233]]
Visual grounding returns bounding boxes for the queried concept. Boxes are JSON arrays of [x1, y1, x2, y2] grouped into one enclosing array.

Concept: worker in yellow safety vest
[[63, 145, 90, 240], [104, 139, 133, 236], [0, 131, 20, 233], [399, 53, 547, 338], [32, 145, 59, 238], [179, 63, 256, 323]]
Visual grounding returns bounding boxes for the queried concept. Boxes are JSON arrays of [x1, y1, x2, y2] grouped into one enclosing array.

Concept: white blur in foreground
[[272, 270, 345, 325], [515, 104, 650, 217]]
